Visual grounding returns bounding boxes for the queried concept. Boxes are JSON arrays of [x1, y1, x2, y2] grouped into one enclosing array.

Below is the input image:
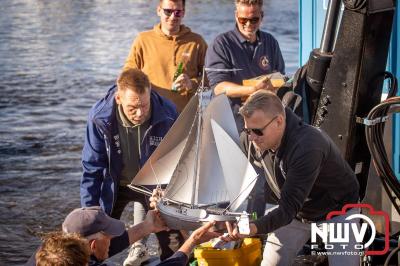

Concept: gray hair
[[239, 90, 285, 118], [235, 0, 263, 7]]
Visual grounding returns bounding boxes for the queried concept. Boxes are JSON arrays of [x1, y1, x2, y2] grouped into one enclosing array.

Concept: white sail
[[196, 93, 240, 205], [210, 119, 258, 211], [132, 92, 257, 210], [131, 94, 198, 186], [165, 93, 250, 206], [164, 112, 199, 203]]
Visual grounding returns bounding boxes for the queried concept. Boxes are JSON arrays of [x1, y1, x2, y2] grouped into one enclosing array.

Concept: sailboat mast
[[190, 68, 208, 208], [191, 90, 203, 207]]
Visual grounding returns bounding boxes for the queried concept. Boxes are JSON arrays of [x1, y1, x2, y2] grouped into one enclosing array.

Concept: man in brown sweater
[[123, 0, 207, 113], [122, 1, 207, 265]]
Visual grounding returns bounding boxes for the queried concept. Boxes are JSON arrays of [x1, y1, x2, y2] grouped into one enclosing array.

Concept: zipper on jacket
[[103, 133, 115, 214], [141, 125, 153, 146], [140, 115, 175, 147], [138, 125, 141, 159]]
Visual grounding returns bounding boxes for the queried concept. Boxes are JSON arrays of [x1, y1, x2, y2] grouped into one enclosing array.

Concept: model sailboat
[[128, 91, 258, 230]]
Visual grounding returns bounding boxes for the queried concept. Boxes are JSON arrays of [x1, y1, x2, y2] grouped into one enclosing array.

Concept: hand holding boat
[[221, 220, 257, 242], [144, 210, 169, 233], [149, 188, 165, 209], [178, 221, 222, 255], [190, 221, 222, 246]]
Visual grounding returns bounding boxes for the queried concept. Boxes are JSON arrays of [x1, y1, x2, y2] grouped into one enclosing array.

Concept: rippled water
[[0, 0, 298, 264]]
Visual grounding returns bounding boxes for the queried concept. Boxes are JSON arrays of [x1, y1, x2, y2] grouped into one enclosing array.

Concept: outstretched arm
[[214, 79, 277, 98], [156, 221, 221, 266], [177, 221, 221, 256], [127, 210, 169, 245]]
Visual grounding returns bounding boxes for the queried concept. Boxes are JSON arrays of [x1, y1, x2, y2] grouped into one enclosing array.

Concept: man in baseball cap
[[26, 206, 220, 266], [62, 206, 125, 238], [26, 206, 168, 265]]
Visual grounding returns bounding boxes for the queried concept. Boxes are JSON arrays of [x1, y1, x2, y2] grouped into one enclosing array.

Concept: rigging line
[[222, 141, 260, 213], [165, 108, 201, 202], [221, 140, 260, 214], [164, 162, 191, 201], [204, 67, 243, 72], [197, 67, 207, 93], [221, 174, 259, 214], [149, 159, 161, 190], [127, 184, 152, 196]]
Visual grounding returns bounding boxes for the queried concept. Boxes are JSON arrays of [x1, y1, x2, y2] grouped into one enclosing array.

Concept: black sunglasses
[[237, 16, 261, 25], [161, 8, 184, 17], [243, 116, 278, 136]]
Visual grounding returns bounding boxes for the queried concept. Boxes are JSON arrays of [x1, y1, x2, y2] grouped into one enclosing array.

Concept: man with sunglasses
[[122, 1, 206, 264], [205, 0, 285, 220], [221, 91, 360, 266], [205, 0, 285, 130], [123, 0, 207, 113]]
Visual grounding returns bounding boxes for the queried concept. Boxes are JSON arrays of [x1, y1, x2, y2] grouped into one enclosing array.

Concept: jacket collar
[[91, 85, 117, 131], [148, 89, 170, 126], [117, 104, 135, 128], [92, 85, 170, 131], [276, 108, 303, 158], [233, 24, 261, 44]]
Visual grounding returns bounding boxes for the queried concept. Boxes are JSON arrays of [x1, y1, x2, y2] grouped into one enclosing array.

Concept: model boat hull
[[157, 200, 237, 231]]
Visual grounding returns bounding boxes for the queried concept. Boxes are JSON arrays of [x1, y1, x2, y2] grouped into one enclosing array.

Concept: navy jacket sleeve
[[205, 36, 234, 89], [80, 115, 108, 207], [271, 36, 285, 74], [156, 251, 188, 266]]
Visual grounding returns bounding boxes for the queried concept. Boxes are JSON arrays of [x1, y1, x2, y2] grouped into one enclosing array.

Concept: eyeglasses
[[243, 116, 278, 136], [237, 17, 261, 25], [161, 8, 184, 17]]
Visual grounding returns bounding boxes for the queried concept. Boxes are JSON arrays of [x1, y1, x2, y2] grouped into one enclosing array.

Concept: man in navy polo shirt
[[205, 0, 285, 219], [206, 0, 285, 130]]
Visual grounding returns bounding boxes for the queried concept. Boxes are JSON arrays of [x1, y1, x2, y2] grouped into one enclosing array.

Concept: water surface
[[0, 0, 298, 264]]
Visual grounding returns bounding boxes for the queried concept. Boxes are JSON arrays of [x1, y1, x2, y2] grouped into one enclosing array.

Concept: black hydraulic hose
[[320, 0, 342, 53], [366, 100, 400, 215], [366, 99, 400, 195], [365, 73, 400, 217]]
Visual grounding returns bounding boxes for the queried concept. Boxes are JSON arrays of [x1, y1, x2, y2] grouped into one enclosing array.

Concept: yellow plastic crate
[[194, 238, 262, 266]]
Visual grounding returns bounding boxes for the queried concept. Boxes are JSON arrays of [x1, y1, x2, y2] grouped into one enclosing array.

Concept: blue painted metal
[[391, 7, 400, 180], [299, 0, 400, 179], [299, 0, 329, 65]]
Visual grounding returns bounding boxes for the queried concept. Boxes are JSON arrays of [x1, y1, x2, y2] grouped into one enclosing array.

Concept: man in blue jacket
[[80, 68, 182, 263]]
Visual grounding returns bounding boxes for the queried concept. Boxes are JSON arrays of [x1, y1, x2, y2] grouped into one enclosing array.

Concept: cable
[[365, 72, 400, 218], [366, 98, 400, 208], [383, 245, 400, 266]]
